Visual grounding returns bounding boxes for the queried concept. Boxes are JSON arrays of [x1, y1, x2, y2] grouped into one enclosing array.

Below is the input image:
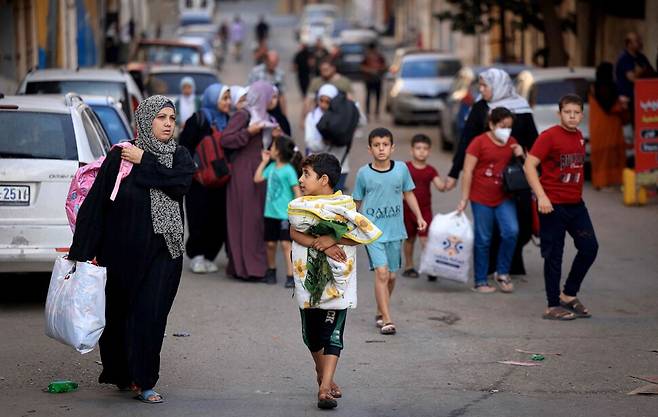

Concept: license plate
[[0, 185, 30, 206]]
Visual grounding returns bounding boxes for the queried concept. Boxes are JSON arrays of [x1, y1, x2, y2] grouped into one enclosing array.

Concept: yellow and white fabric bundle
[[288, 191, 381, 310]]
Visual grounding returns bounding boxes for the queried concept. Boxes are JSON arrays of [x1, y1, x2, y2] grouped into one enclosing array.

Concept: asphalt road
[[1, 2, 657, 416]]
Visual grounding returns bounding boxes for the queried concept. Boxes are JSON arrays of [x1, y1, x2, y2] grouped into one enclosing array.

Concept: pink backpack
[[66, 142, 134, 233]]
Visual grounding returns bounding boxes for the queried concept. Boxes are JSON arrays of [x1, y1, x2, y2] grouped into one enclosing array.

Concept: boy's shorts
[[404, 207, 433, 238], [366, 240, 402, 272], [264, 218, 291, 242], [299, 308, 347, 357]]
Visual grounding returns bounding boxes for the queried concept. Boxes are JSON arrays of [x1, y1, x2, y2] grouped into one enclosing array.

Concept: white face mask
[[494, 127, 512, 144]]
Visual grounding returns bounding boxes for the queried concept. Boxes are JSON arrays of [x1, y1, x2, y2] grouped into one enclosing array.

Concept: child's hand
[[537, 195, 554, 214], [511, 143, 524, 157], [272, 126, 283, 138], [417, 218, 428, 232], [261, 150, 271, 163], [313, 236, 336, 252], [324, 245, 347, 263]]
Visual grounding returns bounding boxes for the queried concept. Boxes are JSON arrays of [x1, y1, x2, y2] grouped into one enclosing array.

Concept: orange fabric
[[588, 93, 626, 188]]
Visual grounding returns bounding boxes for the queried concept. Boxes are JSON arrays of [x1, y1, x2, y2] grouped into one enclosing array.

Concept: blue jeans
[[471, 200, 519, 286], [539, 202, 598, 307]]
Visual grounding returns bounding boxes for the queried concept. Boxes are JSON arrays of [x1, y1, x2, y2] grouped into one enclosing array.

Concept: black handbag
[[503, 157, 530, 193]]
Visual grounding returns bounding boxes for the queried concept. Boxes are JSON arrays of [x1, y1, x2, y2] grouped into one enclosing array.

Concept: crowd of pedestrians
[[68, 20, 658, 411]]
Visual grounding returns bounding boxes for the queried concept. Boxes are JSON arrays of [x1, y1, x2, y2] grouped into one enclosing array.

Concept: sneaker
[[284, 275, 295, 288], [471, 284, 496, 293], [190, 255, 207, 274], [204, 259, 218, 273], [265, 268, 277, 285], [494, 273, 514, 293]]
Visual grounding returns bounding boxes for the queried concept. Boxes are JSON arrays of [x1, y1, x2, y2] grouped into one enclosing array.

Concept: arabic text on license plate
[[0, 185, 30, 205]]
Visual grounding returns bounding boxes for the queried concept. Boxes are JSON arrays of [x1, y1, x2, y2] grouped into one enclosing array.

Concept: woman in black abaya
[[69, 95, 195, 404], [445, 68, 538, 276]]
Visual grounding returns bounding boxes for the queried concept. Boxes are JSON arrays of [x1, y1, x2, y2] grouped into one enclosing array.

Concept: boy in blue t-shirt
[[353, 127, 427, 335]]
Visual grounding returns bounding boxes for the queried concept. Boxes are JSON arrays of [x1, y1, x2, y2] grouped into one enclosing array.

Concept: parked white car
[[17, 68, 143, 126], [516, 67, 594, 156], [0, 94, 110, 272], [83, 95, 132, 146]]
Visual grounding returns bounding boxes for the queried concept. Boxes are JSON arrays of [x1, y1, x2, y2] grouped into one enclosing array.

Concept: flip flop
[[380, 322, 396, 335], [317, 389, 337, 409], [542, 307, 576, 321], [330, 382, 342, 398], [560, 297, 591, 318], [135, 389, 163, 404], [375, 315, 384, 328], [402, 268, 419, 278]]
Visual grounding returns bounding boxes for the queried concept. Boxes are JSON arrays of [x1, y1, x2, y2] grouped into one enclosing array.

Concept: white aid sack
[[45, 256, 107, 354], [419, 211, 474, 283]]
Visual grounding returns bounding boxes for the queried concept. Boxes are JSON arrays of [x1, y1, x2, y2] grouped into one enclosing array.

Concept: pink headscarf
[[247, 80, 278, 148]]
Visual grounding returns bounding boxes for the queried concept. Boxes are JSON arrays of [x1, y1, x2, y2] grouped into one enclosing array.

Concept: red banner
[[634, 79, 658, 173]]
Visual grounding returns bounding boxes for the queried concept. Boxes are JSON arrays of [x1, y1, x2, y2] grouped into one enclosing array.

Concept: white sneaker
[[190, 255, 207, 274], [204, 259, 218, 273]]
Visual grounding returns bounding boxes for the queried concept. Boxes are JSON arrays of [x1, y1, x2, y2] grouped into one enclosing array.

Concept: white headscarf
[[229, 85, 248, 110], [178, 76, 196, 125], [479, 68, 532, 114], [305, 84, 339, 152]]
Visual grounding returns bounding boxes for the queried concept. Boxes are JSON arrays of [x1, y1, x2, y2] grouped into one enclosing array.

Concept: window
[[0, 112, 77, 160], [401, 59, 462, 78], [25, 80, 131, 123], [146, 72, 219, 96], [90, 105, 131, 145], [80, 109, 107, 159], [532, 78, 591, 106]]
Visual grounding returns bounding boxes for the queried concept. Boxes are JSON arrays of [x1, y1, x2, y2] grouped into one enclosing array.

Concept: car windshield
[[533, 78, 591, 105], [90, 105, 132, 145], [180, 16, 212, 26], [135, 45, 202, 65], [401, 59, 461, 78], [341, 44, 364, 54], [0, 112, 77, 160], [145, 72, 219, 96], [25, 80, 130, 120]]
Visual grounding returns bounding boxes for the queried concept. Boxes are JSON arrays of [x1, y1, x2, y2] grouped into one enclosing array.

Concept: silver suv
[[17, 68, 143, 126], [0, 94, 111, 272]]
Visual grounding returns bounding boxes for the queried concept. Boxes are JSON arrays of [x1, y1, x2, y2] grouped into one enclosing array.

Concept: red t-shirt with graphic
[[404, 161, 439, 211], [466, 133, 517, 207], [529, 125, 585, 204]]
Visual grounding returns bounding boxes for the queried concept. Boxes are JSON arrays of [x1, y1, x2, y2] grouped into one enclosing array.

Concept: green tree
[[435, 0, 576, 67]]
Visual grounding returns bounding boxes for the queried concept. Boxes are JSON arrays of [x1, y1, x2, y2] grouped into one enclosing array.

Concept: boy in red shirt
[[524, 94, 599, 320], [402, 134, 446, 281]]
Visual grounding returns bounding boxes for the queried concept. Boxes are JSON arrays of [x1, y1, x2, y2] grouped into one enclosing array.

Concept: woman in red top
[[457, 107, 524, 293]]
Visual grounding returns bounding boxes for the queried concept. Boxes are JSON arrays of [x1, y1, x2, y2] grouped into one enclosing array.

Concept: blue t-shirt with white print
[[352, 160, 415, 242]]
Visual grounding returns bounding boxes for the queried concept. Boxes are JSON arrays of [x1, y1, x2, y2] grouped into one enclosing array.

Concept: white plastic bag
[[419, 211, 474, 283], [45, 256, 107, 354]]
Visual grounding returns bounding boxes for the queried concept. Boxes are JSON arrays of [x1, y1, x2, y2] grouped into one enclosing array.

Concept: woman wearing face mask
[[68, 95, 195, 403], [179, 83, 232, 274], [222, 80, 282, 281], [457, 107, 524, 293], [447, 68, 538, 277]]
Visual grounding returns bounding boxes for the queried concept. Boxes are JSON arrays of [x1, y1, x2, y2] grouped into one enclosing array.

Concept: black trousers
[[184, 180, 226, 260], [365, 80, 382, 115], [540, 202, 598, 307]]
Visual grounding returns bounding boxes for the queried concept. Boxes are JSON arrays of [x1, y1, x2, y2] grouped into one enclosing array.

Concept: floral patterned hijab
[[134, 95, 184, 258]]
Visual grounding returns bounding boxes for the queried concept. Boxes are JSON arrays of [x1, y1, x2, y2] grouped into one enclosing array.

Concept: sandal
[[380, 322, 397, 335], [317, 389, 338, 409], [560, 297, 591, 318], [494, 274, 514, 293], [402, 268, 419, 278], [471, 284, 496, 294], [135, 389, 163, 404], [375, 315, 384, 328], [542, 306, 576, 321]]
